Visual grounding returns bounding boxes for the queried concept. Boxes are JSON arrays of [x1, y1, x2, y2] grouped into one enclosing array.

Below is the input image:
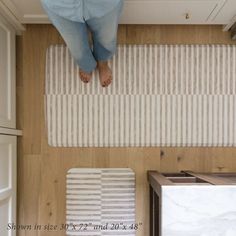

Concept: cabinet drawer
[[121, 0, 219, 24]]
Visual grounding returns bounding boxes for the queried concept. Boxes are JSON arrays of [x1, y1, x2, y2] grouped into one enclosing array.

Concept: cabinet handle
[[185, 13, 190, 20]]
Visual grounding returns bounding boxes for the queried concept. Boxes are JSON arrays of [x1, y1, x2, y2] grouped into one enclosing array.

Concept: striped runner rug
[[66, 168, 136, 236], [45, 45, 236, 147]]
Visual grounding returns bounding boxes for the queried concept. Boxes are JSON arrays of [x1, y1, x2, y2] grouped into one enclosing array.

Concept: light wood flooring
[[17, 24, 236, 236]]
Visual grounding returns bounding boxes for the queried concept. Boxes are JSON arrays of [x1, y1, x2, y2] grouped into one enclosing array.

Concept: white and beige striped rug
[[66, 168, 136, 236], [45, 45, 236, 147]]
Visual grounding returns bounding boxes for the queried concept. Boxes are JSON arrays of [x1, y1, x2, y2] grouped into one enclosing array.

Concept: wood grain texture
[[17, 25, 236, 236]]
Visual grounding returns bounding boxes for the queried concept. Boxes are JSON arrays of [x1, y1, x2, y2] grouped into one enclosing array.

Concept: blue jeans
[[43, 2, 123, 73]]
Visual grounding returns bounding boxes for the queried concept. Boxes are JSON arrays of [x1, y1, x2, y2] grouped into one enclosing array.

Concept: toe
[[104, 77, 112, 87], [79, 70, 92, 83], [107, 77, 112, 86], [81, 75, 90, 83], [98, 65, 113, 87]]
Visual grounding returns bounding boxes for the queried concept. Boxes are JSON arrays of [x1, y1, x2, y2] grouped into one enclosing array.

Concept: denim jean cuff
[[78, 61, 97, 73], [93, 49, 116, 62]]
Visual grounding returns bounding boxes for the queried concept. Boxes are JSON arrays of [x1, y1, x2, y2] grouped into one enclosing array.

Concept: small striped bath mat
[[66, 168, 136, 236], [45, 44, 236, 147]]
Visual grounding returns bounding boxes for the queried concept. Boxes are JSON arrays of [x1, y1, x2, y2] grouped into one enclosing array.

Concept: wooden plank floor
[[17, 25, 236, 236]]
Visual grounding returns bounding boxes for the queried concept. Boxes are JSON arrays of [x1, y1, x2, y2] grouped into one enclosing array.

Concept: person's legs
[[42, 3, 97, 82], [86, 1, 123, 87]]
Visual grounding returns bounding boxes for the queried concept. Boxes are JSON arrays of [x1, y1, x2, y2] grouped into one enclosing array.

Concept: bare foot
[[79, 69, 92, 83], [97, 61, 112, 87]]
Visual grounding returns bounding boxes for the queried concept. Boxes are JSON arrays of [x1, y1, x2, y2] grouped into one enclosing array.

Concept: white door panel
[[0, 143, 11, 190], [212, 0, 236, 24], [0, 135, 16, 236], [0, 198, 11, 236], [0, 14, 16, 129]]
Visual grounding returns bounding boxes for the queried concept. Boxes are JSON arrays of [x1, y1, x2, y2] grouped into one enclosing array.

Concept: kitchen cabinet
[[148, 171, 236, 236], [1, 0, 235, 25], [0, 11, 22, 236]]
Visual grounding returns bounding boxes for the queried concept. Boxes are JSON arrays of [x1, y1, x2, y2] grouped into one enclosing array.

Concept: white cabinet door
[[121, 0, 220, 24], [0, 135, 16, 236], [212, 0, 236, 24], [0, 13, 16, 129]]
